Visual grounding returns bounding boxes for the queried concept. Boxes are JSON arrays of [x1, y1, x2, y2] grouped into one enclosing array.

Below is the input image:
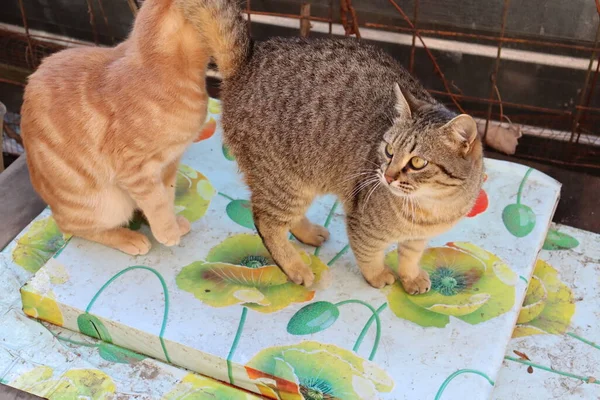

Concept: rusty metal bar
[[96, 0, 114, 44], [14, 5, 596, 54], [429, 90, 572, 116], [27, 34, 90, 47], [10, 4, 600, 54], [246, 0, 252, 35], [340, 0, 361, 38], [242, 8, 595, 55], [0, 28, 581, 122], [0, 78, 25, 86], [363, 22, 597, 53], [0, 29, 77, 48], [578, 52, 600, 138], [328, 0, 333, 35], [570, 19, 600, 142], [576, 4, 600, 142], [241, 7, 594, 57], [125, 0, 138, 16], [17, 0, 37, 68], [388, 0, 464, 113], [300, 3, 311, 37], [409, 0, 419, 73], [85, 0, 99, 45], [248, 10, 331, 23], [349, 0, 361, 38], [575, 105, 600, 113], [583, 54, 600, 109], [483, 0, 511, 141], [517, 153, 600, 171]]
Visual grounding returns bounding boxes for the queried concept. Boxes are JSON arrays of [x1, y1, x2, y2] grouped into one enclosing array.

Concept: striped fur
[[21, 0, 248, 255], [222, 38, 484, 292]]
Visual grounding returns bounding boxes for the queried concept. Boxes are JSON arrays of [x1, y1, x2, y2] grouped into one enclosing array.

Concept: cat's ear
[[394, 83, 426, 119], [443, 114, 479, 153], [393, 83, 411, 119]]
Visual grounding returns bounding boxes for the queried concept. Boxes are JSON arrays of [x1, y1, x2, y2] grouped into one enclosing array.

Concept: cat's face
[[376, 84, 481, 200]]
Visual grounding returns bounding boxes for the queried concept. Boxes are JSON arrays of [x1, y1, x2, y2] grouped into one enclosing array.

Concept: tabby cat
[[221, 38, 483, 293], [21, 0, 248, 255]]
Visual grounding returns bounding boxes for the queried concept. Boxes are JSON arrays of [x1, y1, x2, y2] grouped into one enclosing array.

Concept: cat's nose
[[384, 174, 394, 184]]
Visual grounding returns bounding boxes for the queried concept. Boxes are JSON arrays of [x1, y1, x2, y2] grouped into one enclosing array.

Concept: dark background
[[1, 0, 599, 112]]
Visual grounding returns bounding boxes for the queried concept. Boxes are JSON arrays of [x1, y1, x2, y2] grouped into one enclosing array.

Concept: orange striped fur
[[20, 0, 247, 255]]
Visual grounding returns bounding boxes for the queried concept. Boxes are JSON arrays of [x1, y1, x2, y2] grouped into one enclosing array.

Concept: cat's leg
[[290, 216, 330, 247], [256, 216, 315, 286], [162, 158, 190, 235], [347, 220, 396, 288], [77, 227, 152, 255], [252, 193, 315, 286], [397, 239, 431, 294], [120, 165, 189, 246], [52, 187, 151, 256], [130, 158, 183, 230], [163, 158, 180, 205]]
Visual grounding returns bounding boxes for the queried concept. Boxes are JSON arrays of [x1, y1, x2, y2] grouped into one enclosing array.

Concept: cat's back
[[222, 37, 432, 173], [223, 38, 431, 143], [25, 45, 123, 102], [22, 44, 128, 143], [234, 37, 398, 81], [20, 44, 128, 188], [225, 37, 428, 105]]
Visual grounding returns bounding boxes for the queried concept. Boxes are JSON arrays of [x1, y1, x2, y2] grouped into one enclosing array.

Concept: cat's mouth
[[390, 185, 414, 196], [379, 172, 415, 197]]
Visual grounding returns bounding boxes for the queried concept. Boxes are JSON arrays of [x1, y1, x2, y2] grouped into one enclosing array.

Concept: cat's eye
[[409, 156, 428, 170], [385, 143, 394, 158]]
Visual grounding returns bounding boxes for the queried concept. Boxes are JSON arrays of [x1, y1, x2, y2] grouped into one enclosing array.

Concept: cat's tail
[[176, 0, 250, 78]]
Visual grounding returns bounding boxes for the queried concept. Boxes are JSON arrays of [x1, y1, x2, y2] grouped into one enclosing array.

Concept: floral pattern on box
[[495, 224, 600, 399], [5, 98, 568, 400]]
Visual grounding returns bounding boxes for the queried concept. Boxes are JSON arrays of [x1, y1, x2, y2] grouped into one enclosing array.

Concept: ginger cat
[[21, 0, 248, 255]]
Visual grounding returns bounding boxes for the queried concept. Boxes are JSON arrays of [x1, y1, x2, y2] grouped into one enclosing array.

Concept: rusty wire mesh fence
[[0, 0, 599, 171]]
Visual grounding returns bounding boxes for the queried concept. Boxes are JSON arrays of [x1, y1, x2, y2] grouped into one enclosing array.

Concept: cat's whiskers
[[339, 170, 377, 185], [362, 180, 382, 213], [351, 177, 379, 199], [356, 155, 382, 169], [350, 175, 378, 192], [344, 176, 379, 204]]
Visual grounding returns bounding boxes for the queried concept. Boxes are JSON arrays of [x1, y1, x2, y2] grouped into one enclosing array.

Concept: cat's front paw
[[116, 230, 152, 256], [176, 215, 191, 235], [152, 219, 184, 247], [401, 269, 431, 295], [291, 222, 330, 247], [282, 261, 315, 287], [365, 269, 396, 289]]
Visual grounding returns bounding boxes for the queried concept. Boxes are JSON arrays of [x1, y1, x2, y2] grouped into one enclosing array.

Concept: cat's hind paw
[[400, 269, 431, 295], [114, 230, 152, 255], [365, 269, 396, 289], [283, 261, 315, 287], [176, 215, 191, 235], [291, 220, 330, 247]]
